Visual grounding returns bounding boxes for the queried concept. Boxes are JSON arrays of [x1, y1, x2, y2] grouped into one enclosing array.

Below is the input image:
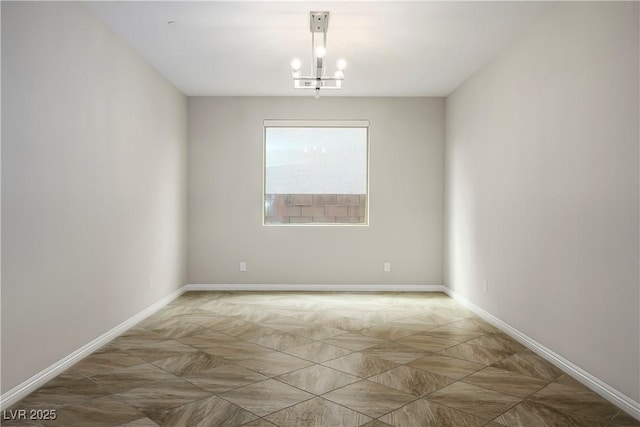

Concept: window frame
[[262, 119, 370, 226]]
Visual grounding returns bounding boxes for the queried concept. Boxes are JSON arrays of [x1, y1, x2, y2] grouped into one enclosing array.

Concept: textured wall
[[1, 2, 188, 393], [446, 2, 639, 401], [188, 97, 444, 285]]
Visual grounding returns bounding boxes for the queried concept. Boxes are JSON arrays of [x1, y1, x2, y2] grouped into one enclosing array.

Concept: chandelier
[[290, 11, 346, 99]]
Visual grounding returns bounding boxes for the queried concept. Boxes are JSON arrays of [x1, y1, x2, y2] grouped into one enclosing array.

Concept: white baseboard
[[0, 286, 187, 410], [186, 283, 447, 292], [443, 288, 640, 420]]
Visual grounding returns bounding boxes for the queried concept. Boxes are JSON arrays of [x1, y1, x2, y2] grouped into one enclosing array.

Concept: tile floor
[[6, 292, 639, 426]]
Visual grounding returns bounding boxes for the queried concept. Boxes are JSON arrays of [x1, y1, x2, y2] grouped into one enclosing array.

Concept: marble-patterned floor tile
[[143, 395, 257, 427], [27, 368, 86, 389], [427, 382, 521, 420], [420, 325, 483, 343], [113, 326, 158, 340], [221, 379, 314, 417], [439, 342, 512, 365], [553, 373, 589, 390], [183, 364, 268, 393], [225, 323, 278, 341], [261, 317, 315, 333], [176, 331, 239, 350], [361, 420, 393, 427], [168, 310, 227, 324], [124, 340, 198, 362], [289, 325, 348, 340], [397, 334, 460, 353], [73, 351, 147, 376], [322, 352, 397, 378], [118, 417, 159, 426], [276, 365, 360, 395], [235, 352, 314, 377], [190, 315, 248, 331], [360, 310, 411, 324], [240, 419, 278, 426], [289, 311, 344, 323], [323, 317, 372, 332], [491, 352, 563, 381], [463, 366, 547, 398], [358, 325, 417, 341], [44, 396, 143, 427], [449, 318, 503, 334], [231, 307, 280, 324], [89, 363, 178, 394], [248, 329, 314, 351], [385, 319, 438, 333], [323, 380, 416, 418], [465, 334, 527, 353], [201, 302, 249, 317], [103, 333, 166, 351], [10, 377, 110, 410], [200, 340, 273, 361], [493, 399, 601, 426], [284, 341, 352, 363], [413, 313, 464, 326], [527, 382, 619, 423], [151, 304, 197, 319], [379, 399, 487, 427], [115, 378, 212, 411], [322, 333, 388, 351], [435, 306, 476, 319], [9, 292, 633, 427], [368, 366, 454, 396], [0, 419, 46, 427], [607, 412, 640, 426], [361, 343, 428, 364], [324, 308, 373, 319], [151, 351, 226, 376], [408, 354, 484, 380], [151, 322, 210, 339], [266, 397, 372, 427]]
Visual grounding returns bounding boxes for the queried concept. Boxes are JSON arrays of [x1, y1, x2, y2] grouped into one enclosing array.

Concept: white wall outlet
[[239, 261, 247, 272], [483, 279, 488, 294], [383, 262, 391, 272]]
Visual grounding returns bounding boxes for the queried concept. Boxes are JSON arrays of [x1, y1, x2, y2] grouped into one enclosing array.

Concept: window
[[264, 120, 369, 225]]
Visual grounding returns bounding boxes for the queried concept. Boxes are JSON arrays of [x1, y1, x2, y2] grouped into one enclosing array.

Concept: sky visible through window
[[265, 127, 367, 194]]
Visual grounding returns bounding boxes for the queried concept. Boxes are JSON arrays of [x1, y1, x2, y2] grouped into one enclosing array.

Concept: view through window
[[264, 120, 369, 225]]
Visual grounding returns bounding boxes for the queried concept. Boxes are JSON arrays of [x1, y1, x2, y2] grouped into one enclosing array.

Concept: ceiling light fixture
[[290, 11, 346, 99]]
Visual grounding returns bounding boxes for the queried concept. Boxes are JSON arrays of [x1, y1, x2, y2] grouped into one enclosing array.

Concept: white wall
[[1, 2, 188, 393], [445, 2, 639, 401], [188, 97, 444, 285]]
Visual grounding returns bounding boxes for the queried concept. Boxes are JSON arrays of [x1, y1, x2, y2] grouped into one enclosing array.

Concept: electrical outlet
[[483, 279, 488, 294], [384, 262, 391, 272], [239, 261, 247, 272]]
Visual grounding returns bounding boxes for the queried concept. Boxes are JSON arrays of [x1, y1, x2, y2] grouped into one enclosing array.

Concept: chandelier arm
[[311, 32, 315, 76]]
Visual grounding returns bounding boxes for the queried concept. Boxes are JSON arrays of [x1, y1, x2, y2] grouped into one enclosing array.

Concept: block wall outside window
[[265, 194, 367, 224]]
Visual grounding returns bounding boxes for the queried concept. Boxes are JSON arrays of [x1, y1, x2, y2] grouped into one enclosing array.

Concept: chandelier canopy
[[290, 12, 346, 99]]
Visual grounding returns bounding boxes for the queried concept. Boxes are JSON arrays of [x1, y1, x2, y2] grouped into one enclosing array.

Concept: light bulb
[[334, 70, 344, 79], [314, 46, 327, 58], [336, 59, 347, 70], [290, 58, 301, 71]]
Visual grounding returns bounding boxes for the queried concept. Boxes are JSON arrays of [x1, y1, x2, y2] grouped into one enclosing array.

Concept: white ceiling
[[86, 1, 554, 97]]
